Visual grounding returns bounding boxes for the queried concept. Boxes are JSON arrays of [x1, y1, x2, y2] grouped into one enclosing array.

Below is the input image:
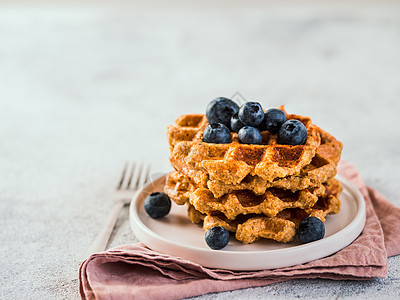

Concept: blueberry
[[206, 97, 239, 128], [264, 108, 287, 133], [144, 192, 171, 219], [203, 123, 231, 144], [230, 112, 245, 133], [277, 119, 308, 145], [238, 102, 264, 126], [205, 226, 230, 250], [257, 120, 267, 132], [297, 217, 325, 244], [238, 126, 262, 144]]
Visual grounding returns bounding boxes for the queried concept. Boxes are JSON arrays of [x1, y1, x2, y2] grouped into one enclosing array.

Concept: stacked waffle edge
[[164, 107, 343, 244]]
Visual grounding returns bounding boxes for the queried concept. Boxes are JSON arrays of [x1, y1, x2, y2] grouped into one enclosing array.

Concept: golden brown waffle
[[166, 171, 338, 220], [165, 128, 342, 201], [207, 126, 343, 197], [168, 109, 321, 187], [189, 180, 336, 220], [164, 171, 194, 205], [167, 124, 341, 198], [186, 179, 342, 244]]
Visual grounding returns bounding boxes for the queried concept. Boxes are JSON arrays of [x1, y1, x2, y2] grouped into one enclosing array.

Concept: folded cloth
[[79, 161, 400, 300]]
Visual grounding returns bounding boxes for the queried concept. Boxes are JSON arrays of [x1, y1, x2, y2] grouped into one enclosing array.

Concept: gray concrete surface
[[0, 1, 399, 299]]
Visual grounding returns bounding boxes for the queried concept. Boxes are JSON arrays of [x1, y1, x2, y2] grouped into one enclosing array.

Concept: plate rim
[[129, 174, 366, 269]]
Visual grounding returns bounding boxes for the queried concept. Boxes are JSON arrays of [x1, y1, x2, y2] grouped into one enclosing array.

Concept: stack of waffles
[[164, 108, 343, 244]]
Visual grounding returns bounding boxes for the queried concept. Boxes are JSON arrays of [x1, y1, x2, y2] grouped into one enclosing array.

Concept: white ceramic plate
[[129, 175, 366, 271]]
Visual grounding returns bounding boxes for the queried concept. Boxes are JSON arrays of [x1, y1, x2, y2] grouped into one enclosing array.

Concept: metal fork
[[82, 162, 151, 260]]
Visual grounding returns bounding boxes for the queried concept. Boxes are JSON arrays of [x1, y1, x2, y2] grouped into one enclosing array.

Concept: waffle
[[165, 127, 342, 202], [190, 180, 338, 220], [168, 109, 321, 188], [164, 171, 194, 205], [207, 126, 343, 197], [186, 179, 342, 244], [166, 171, 338, 220]]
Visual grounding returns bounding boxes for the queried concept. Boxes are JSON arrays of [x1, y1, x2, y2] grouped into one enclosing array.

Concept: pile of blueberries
[[204, 97, 308, 146], [143, 97, 325, 250]]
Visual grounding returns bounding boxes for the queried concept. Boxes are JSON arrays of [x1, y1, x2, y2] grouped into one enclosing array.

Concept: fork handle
[[81, 201, 125, 261]]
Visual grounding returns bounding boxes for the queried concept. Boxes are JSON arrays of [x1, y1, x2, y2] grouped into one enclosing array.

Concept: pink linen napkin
[[79, 161, 400, 300]]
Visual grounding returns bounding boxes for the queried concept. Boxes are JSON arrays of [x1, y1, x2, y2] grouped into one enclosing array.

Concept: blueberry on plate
[[277, 119, 308, 145], [238, 126, 262, 144], [264, 108, 287, 133], [144, 192, 171, 219], [238, 102, 264, 127], [230, 112, 245, 133], [206, 97, 239, 128], [205, 226, 230, 250], [203, 123, 231, 144], [297, 217, 325, 244]]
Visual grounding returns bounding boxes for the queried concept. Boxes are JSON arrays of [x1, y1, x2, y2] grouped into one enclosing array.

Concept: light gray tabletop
[[1, 1, 399, 299]]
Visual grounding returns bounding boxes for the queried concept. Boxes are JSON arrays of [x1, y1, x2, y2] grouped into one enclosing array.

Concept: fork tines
[[118, 162, 151, 190]]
